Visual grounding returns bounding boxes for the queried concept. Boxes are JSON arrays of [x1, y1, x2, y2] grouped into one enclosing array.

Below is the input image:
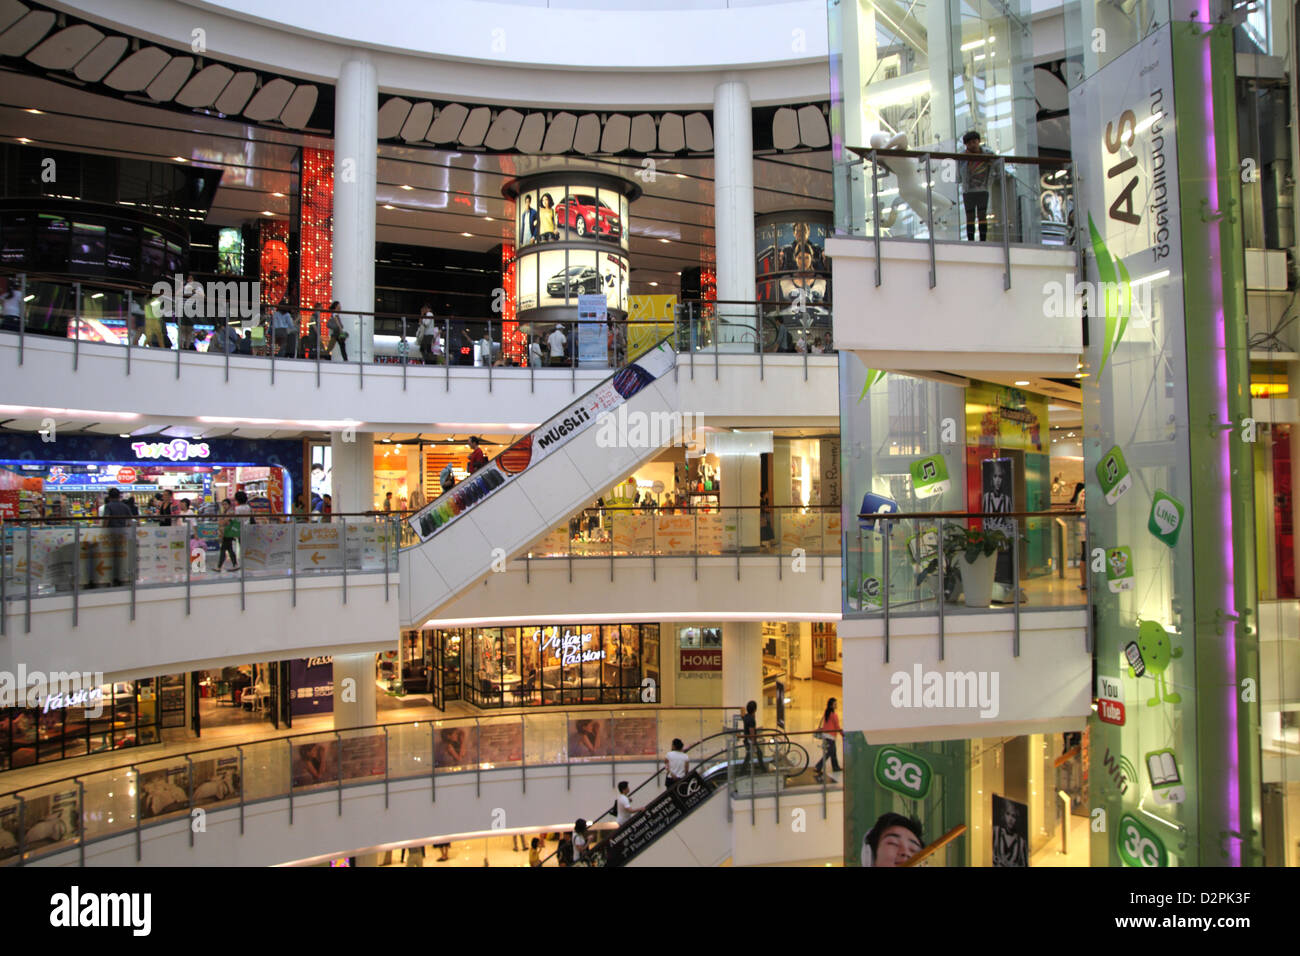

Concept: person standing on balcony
[[741, 699, 767, 774], [272, 299, 298, 358], [960, 131, 994, 242], [813, 697, 842, 783], [417, 305, 437, 364], [327, 301, 348, 362], [102, 487, 134, 587], [548, 324, 567, 366], [1, 276, 22, 332]]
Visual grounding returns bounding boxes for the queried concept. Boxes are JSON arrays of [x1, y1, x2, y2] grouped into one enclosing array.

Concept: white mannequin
[[867, 131, 955, 232]]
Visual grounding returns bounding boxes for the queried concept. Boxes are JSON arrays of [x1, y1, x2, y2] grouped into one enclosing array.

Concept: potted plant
[[916, 524, 1020, 609]]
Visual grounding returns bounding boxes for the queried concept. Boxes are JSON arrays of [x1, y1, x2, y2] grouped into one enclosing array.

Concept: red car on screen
[[556, 194, 622, 240]]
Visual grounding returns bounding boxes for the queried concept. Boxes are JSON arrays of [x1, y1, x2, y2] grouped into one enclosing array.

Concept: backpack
[[439, 463, 455, 488]]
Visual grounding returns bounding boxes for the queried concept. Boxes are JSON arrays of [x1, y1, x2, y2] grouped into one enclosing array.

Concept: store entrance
[[431, 630, 462, 710]]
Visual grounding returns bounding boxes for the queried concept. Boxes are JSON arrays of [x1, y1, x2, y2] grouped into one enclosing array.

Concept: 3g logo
[[873, 746, 932, 799], [1117, 814, 1167, 867]]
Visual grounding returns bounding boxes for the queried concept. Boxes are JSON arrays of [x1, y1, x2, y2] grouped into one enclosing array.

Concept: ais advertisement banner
[[408, 342, 676, 542]]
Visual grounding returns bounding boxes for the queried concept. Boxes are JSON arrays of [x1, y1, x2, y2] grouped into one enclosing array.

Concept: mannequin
[[867, 131, 955, 232]]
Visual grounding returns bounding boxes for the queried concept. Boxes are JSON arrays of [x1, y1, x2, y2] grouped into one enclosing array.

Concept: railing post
[[924, 155, 936, 289], [72, 522, 80, 628], [689, 309, 696, 380], [186, 756, 195, 847], [401, 316, 408, 391], [383, 726, 391, 809], [713, 308, 719, 381], [16, 795, 26, 866], [291, 515, 297, 608], [239, 530, 246, 611], [521, 716, 527, 794], [570, 321, 577, 393], [487, 317, 493, 393], [444, 318, 450, 392], [77, 779, 85, 866], [24, 525, 31, 633], [341, 516, 348, 605], [315, 312, 321, 387], [383, 517, 390, 602], [336, 731, 344, 816], [869, 151, 882, 286], [132, 765, 141, 861], [1000, 157, 1012, 290], [237, 747, 245, 835], [693, 507, 699, 581], [17, 273, 26, 364], [288, 739, 295, 825], [129, 518, 137, 622], [937, 519, 945, 661], [185, 516, 192, 616], [431, 723, 437, 802], [1012, 516, 1021, 657], [882, 519, 891, 664], [475, 718, 482, 798], [125, 290, 133, 376], [1, 518, 6, 638], [74, 282, 82, 370]]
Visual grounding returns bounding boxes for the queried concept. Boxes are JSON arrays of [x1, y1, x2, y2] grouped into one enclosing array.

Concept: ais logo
[[873, 746, 932, 800], [1117, 813, 1167, 867]]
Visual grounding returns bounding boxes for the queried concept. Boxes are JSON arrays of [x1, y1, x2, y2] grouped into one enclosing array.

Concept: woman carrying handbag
[[813, 697, 842, 783]]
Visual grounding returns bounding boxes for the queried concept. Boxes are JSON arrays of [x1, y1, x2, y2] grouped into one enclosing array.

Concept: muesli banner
[[409, 342, 676, 542]]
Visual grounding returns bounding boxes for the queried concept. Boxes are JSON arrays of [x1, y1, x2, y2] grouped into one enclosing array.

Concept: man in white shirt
[[664, 739, 690, 786], [528, 335, 543, 368], [548, 325, 567, 366], [614, 780, 642, 827]]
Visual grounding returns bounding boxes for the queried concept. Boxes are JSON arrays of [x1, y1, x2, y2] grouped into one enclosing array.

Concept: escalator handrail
[[538, 724, 797, 866], [400, 332, 678, 550]]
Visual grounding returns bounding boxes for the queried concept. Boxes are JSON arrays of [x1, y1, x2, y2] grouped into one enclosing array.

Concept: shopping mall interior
[[0, 0, 1295, 877]]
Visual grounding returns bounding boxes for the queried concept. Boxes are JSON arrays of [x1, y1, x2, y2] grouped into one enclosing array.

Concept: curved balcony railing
[[0, 268, 837, 394], [0, 705, 738, 866], [0, 513, 402, 635]]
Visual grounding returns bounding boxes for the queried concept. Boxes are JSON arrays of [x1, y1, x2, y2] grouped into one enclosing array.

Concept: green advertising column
[[1072, 19, 1261, 867]]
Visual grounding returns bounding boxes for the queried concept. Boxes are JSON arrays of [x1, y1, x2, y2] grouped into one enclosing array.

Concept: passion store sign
[[533, 628, 606, 665]]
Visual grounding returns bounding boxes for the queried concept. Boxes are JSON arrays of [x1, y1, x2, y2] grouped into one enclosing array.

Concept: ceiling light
[[659, 238, 671, 244], [91, 292, 104, 300], [1014, 380, 1029, 386], [119, 433, 131, 438], [16, 138, 31, 144], [172, 156, 187, 163], [25, 108, 42, 114], [261, 210, 275, 216], [462, 232, 473, 237], [484, 216, 494, 221], [400, 184, 413, 190], [675, 173, 688, 179], [676, 271, 682, 276], [382, 204, 395, 210], [960, 37, 995, 51], [272, 192, 286, 198], [1075, 372, 1084, 378], [24, 294, 35, 302], [648, 282, 658, 287]]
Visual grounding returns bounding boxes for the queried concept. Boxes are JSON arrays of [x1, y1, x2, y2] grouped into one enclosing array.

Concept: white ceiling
[[0, 72, 833, 293]]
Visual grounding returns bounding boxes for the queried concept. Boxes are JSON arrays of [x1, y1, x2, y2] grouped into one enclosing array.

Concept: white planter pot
[[959, 552, 996, 608]]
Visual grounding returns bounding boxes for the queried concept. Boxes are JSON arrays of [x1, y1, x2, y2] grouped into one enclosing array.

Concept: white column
[[713, 75, 756, 349], [330, 431, 375, 514], [332, 652, 377, 730], [333, 54, 378, 360], [722, 622, 763, 711]]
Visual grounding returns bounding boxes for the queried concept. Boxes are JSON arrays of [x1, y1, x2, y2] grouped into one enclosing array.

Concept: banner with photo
[[567, 717, 612, 760], [408, 342, 676, 542], [291, 739, 338, 788], [139, 765, 190, 819], [339, 734, 386, 781], [478, 720, 524, 765], [434, 725, 479, 769], [192, 755, 241, 807], [613, 716, 658, 757]]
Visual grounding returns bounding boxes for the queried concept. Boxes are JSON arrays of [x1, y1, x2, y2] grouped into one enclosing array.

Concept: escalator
[[397, 339, 679, 626], [551, 729, 810, 868]]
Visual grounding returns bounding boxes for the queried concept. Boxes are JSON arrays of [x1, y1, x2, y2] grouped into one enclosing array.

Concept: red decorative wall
[[298, 147, 334, 333], [500, 241, 522, 362], [259, 219, 290, 309]]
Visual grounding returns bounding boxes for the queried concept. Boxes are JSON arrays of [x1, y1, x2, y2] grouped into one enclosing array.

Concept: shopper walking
[[327, 301, 349, 362], [217, 491, 250, 571], [614, 781, 643, 827], [664, 738, 690, 787], [813, 697, 842, 782], [741, 699, 767, 774], [571, 819, 590, 865], [547, 324, 567, 366]]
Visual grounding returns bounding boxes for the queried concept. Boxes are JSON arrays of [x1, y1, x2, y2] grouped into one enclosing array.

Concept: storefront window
[[1, 679, 161, 771], [457, 623, 659, 709]]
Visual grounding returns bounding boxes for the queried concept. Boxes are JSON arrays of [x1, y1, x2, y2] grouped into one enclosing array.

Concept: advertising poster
[[295, 524, 342, 572], [610, 511, 653, 553], [192, 756, 241, 807], [291, 739, 338, 788], [627, 294, 676, 361], [133, 525, 189, 584], [434, 725, 478, 770], [339, 734, 386, 781], [696, 512, 724, 553], [0, 803, 18, 860], [18, 790, 79, 850], [537, 247, 575, 307], [594, 771, 720, 867], [478, 720, 523, 765], [533, 525, 570, 555], [613, 716, 658, 757], [991, 794, 1029, 867], [139, 766, 190, 819], [655, 513, 696, 554], [241, 523, 293, 572], [567, 717, 612, 760], [577, 293, 607, 367], [408, 342, 676, 542], [289, 657, 333, 717]]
